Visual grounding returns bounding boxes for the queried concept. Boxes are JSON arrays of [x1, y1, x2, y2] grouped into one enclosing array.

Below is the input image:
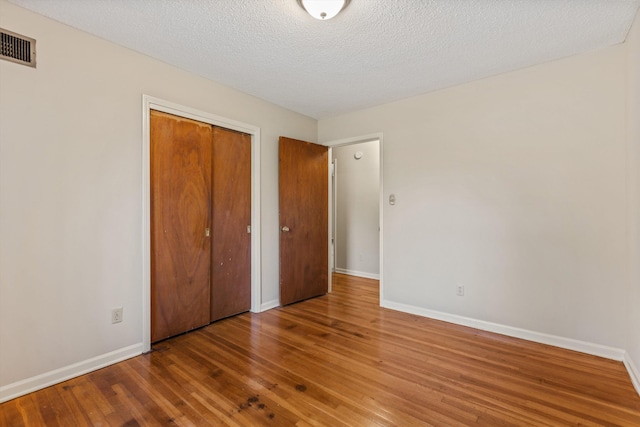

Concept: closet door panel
[[150, 110, 212, 342], [211, 127, 251, 321]]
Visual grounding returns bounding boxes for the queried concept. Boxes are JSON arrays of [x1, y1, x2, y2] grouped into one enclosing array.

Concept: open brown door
[[150, 110, 212, 342], [210, 127, 251, 321], [279, 137, 329, 305]]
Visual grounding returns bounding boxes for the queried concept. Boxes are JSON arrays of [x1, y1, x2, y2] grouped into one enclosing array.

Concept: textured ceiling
[[8, 0, 640, 119]]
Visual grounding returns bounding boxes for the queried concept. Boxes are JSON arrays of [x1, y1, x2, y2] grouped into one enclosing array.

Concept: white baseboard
[[0, 343, 143, 404], [3, 311, 637, 405], [624, 352, 640, 397], [334, 268, 380, 280], [381, 299, 625, 361], [260, 299, 280, 312]]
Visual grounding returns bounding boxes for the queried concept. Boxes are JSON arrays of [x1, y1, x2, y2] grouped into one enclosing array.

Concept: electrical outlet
[[111, 307, 123, 324], [456, 284, 464, 296]]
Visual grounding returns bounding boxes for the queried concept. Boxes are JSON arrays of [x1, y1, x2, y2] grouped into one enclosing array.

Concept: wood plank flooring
[[2, 273, 640, 426]]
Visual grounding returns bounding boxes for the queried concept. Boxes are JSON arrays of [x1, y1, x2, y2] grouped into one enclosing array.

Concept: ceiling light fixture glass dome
[[297, 0, 351, 20]]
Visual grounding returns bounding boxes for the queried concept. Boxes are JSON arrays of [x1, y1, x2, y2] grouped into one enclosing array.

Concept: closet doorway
[[142, 95, 260, 351], [150, 110, 251, 343]]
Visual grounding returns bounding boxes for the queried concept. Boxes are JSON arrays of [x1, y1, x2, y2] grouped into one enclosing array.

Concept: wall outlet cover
[[111, 307, 123, 324]]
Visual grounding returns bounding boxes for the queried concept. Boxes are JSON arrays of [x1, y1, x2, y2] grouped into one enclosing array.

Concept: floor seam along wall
[[2, 300, 639, 403]]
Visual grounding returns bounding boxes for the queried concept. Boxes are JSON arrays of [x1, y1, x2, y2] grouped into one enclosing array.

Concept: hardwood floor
[[2, 273, 640, 426]]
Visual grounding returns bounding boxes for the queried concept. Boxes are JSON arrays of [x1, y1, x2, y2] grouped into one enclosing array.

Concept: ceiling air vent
[[1, 28, 36, 68]]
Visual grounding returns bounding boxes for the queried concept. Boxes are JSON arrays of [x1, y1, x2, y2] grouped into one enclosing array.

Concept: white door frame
[[330, 158, 337, 272], [325, 133, 383, 302], [141, 95, 262, 352]]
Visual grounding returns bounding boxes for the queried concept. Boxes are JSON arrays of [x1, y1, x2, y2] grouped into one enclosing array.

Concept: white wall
[[332, 141, 380, 277], [319, 41, 629, 351], [626, 9, 640, 391], [0, 0, 316, 398]]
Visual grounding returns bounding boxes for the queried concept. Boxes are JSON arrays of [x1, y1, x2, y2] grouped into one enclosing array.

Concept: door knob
[[281, 226, 290, 232]]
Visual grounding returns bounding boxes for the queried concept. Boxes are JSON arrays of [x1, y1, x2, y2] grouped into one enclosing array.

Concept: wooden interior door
[[150, 110, 212, 342], [279, 137, 329, 305], [210, 127, 252, 321]]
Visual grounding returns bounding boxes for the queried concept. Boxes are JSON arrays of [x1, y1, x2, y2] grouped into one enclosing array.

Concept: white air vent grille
[[1, 28, 36, 68]]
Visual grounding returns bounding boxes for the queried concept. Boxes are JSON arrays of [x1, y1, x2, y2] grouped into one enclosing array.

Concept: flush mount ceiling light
[[297, 0, 351, 20]]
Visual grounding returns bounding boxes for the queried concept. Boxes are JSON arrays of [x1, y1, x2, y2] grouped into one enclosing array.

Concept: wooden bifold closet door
[[211, 126, 251, 322], [150, 110, 250, 343]]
